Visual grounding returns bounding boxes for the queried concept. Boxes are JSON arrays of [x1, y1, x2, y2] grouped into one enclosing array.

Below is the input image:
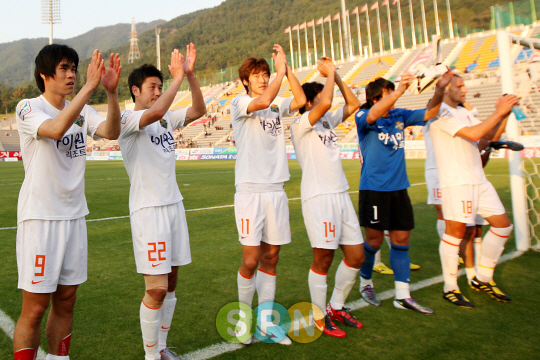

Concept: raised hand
[[272, 44, 287, 75], [435, 69, 454, 89], [183, 43, 197, 76], [86, 49, 104, 91], [317, 57, 336, 77], [397, 73, 413, 94], [169, 49, 185, 81], [101, 53, 122, 93], [495, 94, 520, 116], [273, 44, 288, 72]]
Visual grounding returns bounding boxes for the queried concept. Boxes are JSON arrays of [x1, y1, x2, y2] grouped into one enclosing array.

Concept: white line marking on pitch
[[0, 182, 467, 231], [180, 250, 524, 360], [0, 309, 47, 359]]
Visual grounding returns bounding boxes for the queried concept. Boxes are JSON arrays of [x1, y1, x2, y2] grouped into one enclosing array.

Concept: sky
[[0, 0, 225, 44]]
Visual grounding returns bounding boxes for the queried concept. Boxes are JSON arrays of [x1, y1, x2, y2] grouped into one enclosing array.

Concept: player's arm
[[307, 60, 335, 125], [246, 45, 287, 113], [366, 74, 412, 124], [333, 64, 360, 120], [37, 50, 104, 140], [139, 49, 185, 128], [455, 95, 519, 142], [425, 70, 454, 121], [485, 106, 511, 141], [94, 53, 122, 140], [183, 43, 206, 126], [277, 44, 306, 112]]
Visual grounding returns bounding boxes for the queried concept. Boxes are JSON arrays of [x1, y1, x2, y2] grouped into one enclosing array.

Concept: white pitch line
[[180, 250, 524, 360], [0, 309, 47, 359], [0, 183, 444, 231]]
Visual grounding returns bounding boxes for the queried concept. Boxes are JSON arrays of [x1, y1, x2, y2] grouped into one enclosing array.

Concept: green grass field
[[1, 159, 539, 360]]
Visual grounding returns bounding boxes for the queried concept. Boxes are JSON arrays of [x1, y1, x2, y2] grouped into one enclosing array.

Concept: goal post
[[497, 30, 531, 252]]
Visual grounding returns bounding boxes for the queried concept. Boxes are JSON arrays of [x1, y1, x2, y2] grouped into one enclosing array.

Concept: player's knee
[[349, 252, 366, 269], [316, 255, 333, 272], [242, 257, 260, 271], [23, 302, 48, 324], [145, 288, 167, 305], [260, 251, 279, 267]]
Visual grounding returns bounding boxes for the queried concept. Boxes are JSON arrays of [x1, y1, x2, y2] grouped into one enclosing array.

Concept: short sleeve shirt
[[430, 103, 486, 188], [291, 107, 349, 202], [15, 95, 105, 223], [355, 107, 425, 191], [230, 95, 293, 185], [118, 109, 187, 214]]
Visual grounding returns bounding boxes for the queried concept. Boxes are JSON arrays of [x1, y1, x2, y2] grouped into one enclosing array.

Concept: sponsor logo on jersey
[[75, 115, 85, 127], [159, 119, 168, 129], [259, 116, 282, 137], [120, 110, 132, 125], [322, 121, 330, 129], [270, 104, 280, 113], [17, 101, 31, 120]]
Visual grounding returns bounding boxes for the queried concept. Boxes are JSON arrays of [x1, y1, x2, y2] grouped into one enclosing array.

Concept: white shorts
[[131, 202, 191, 275], [441, 181, 505, 224], [425, 168, 442, 205], [466, 215, 489, 227], [234, 190, 291, 246], [302, 192, 364, 250], [17, 218, 87, 293]]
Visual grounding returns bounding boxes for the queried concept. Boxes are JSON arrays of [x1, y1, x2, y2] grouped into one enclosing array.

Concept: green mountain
[[77, 0, 515, 101], [0, 20, 165, 86]]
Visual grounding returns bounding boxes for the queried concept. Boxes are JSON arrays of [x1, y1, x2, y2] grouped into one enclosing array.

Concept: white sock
[[437, 219, 446, 240], [440, 234, 461, 292], [473, 237, 482, 272], [477, 225, 512, 282], [465, 267, 476, 285], [395, 281, 410, 299], [308, 268, 327, 316], [330, 260, 360, 310], [360, 277, 373, 289], [46, 355, 69, 360], [256, 269, 276, 305], [384, 231, 391, 248], [374, 249, 382, 266], [237, 271, 256, 307], [159, 291, 177, 351], [140, 301, 162, 360]]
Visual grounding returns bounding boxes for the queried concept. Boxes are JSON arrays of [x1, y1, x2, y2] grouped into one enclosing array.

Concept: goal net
[[501, 30, 540, 250]]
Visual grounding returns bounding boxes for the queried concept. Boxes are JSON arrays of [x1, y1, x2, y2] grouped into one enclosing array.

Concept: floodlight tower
[[128, 17, 141, 64], [156, 27, 161, 70], [41, 0, 61, 45]]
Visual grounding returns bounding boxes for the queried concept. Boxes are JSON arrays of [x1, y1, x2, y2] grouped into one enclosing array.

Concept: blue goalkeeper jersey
[[355, 107, 425, 191]]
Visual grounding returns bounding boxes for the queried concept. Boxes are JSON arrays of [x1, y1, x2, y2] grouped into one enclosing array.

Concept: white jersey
[[15, 95, 105, 223], [423, 106, 478, 171], [430, 103, 486, 188], [290, 107, 349, 202], [230, 95, 293, 185], [118, 109, 187, 214]]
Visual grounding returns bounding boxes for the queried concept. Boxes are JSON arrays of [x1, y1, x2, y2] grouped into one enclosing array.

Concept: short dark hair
[[128, 64, 163, 101], [238, 57, 270, 93], [34, 44, 79, 93], [363, 77, 395, 109], [299, 82, 324, 114]]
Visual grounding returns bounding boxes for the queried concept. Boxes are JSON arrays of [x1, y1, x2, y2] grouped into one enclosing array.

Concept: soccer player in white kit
[[290, 58, 364, 338], [231, 44, 306, 345], [430, 75, 519, 307], [13, 45, 122, 360], [424, 102, 495, 289], [118, 44, 206, 360]]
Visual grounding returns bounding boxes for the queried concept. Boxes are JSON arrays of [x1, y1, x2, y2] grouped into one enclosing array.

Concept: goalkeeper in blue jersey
[[354, 71, 453, 314]]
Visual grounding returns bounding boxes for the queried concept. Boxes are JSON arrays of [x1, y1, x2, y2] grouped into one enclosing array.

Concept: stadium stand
[[0, 130, 20, 151], [346, 52, 404, 87]]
